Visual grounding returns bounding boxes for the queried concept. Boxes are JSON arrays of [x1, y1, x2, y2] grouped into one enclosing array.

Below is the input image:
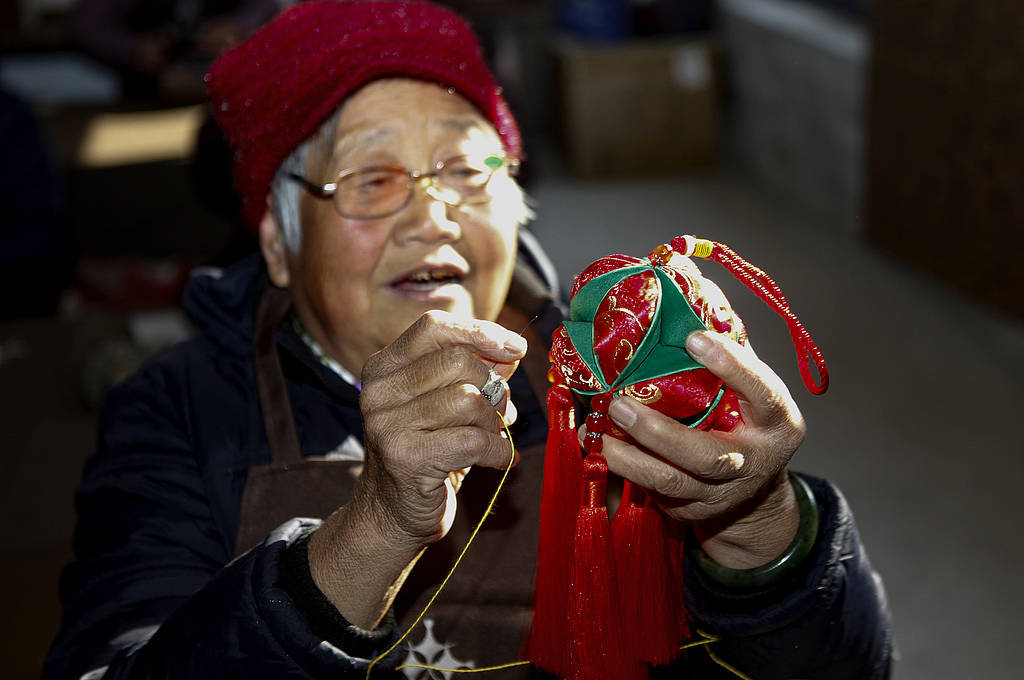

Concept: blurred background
[[1, 0, 1022, 677]]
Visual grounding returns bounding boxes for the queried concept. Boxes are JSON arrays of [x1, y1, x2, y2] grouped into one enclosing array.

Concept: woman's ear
[[258, 201, 290, 288]]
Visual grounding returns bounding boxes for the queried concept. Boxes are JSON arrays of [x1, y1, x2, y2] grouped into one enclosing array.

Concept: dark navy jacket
[[44, 240, 893, 679]]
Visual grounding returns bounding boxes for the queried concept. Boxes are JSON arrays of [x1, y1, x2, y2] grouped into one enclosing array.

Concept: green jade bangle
[[689, 472, 819, 588]]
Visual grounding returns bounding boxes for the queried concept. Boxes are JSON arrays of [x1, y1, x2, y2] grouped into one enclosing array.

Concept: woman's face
[[269, 79, 523, 375]]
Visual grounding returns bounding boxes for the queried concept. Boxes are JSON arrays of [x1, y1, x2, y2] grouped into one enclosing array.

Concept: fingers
[[419, 427, 518, 471], [596, 429, 745, 523], [592, 331, 810, 563], [599, 432, 702, 500], [599, 333, 808, 527], [606, 397, 750, 482], [359, 310, 523, 475], [354, 311, 526, 549], [363, 309, 528, 382], [370, 420, 517, 475], [363, 344, 501, 408], [684, 331, 802, 432], [599, 398, 780, 522], [361, 310, 523, 430], [398, 382, 506, 432], [361, 342, 517, 429]]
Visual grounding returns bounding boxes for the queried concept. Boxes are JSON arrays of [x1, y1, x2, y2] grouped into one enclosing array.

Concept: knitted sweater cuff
[[277, 528, 397, 658]]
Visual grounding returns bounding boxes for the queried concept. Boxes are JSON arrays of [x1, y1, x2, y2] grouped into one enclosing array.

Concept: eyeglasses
[[287, 153, 519, 220]]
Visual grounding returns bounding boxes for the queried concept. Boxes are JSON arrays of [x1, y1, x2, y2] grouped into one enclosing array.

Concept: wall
[[716, 0, 868, 234], [867, 0, 1024, 321]]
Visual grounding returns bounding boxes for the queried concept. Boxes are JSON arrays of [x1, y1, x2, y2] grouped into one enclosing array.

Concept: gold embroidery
[[602, 294, 644, 328], [613, 338, 635, 373], [637, 275, 660, 306], [622, 383, 662, 404], [562, 364, 601, 390]]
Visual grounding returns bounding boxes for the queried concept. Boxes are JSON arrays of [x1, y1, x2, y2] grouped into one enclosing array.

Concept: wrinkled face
[[263, 79, 524, 376]]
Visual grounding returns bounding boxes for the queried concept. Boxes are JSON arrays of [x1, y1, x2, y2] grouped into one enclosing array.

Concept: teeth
[[407, 270, 456, 283]]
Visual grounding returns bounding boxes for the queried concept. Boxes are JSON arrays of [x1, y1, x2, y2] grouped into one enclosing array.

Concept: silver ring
[[480, 369, 506, 407]]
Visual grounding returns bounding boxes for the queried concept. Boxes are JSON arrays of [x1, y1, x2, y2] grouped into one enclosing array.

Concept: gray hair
[[268, 106, 532, 253], [269, 107, 344, 252]]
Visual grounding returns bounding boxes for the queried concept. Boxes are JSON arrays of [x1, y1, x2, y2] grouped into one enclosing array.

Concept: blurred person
[[44, 2, 892, 678], [71, 0, 282, 96]]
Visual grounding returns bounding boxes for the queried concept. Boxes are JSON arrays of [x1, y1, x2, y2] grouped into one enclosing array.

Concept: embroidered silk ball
[[525, 235, 828, 680]]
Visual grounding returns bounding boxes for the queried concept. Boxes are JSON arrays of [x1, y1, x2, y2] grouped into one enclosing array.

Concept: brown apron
[[235, 285, 552, 677]]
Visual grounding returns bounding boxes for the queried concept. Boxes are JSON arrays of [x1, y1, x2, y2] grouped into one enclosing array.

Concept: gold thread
[[396, 661, 532, 674], [680, 637, 715, 650], [365, 417, 519, 678], [705, 645, 756, 680], [693, 239, 714, 259], [688, 630, 757, 680]]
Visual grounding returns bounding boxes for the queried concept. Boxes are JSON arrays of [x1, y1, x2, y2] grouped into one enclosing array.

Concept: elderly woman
[[45, 2, 891, 679]]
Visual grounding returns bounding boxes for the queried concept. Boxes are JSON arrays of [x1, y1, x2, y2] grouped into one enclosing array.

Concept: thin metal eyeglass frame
[[286, 154, 520, 220]]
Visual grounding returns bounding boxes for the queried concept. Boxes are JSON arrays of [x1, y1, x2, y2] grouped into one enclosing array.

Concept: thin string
[[487, 315, 539, 371], [364, 416, 519, 679], [705, 646, 756, 680], [673, 236, 829, 395], [685, 631, 757, 680], [397, 660, 531, 674], [679, 636, 715, 651]]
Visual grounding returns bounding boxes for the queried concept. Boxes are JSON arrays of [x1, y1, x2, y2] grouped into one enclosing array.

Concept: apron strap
[[253, 284, 303, 466]]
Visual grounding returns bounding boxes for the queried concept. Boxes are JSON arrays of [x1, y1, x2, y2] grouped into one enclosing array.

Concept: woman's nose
[[392, 179, 462, 244]]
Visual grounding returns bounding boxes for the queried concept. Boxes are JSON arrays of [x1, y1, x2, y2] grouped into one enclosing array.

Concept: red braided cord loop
[[671, 237, 829, 395]]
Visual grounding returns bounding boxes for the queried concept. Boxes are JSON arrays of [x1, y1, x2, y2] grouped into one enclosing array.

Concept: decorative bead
[[582, 431, 604, 453], [649, 244, 672, 266], [586, 412, 608, 434], [591, 392, 612, 414], [670, 235, 690, 254]]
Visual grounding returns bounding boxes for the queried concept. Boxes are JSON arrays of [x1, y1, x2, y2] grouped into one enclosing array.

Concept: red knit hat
[[205, 0, 522, 231]]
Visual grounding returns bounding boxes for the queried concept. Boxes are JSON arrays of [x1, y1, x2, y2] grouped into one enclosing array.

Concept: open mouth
[[390, 267, 466, 292]]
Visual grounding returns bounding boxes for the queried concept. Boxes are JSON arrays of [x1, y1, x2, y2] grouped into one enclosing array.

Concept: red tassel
[[612, 483, 685, 668], [609, 484, 644, 670], [659, 510, 691, 646], [525, 382, 581, 674], [566, 454, 643, 680]]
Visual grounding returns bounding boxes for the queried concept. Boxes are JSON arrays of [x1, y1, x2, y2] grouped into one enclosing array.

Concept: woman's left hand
[[600, 330, 807, 569]]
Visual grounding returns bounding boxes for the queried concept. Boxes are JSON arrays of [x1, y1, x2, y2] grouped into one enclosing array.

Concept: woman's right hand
[[356, 309, 526, 546], [308, 310, 527, 628]]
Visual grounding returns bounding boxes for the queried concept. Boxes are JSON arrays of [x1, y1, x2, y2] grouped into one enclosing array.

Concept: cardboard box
[[555, 35, 718, 177]]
